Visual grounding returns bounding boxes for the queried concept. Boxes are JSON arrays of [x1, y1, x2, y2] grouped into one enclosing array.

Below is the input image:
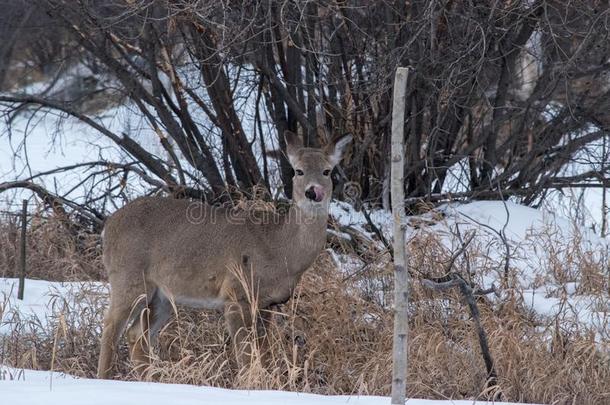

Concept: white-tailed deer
[[97, 131, 352, 378]]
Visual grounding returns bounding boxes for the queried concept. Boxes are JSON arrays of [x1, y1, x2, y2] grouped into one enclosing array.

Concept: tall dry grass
[[0, 211, 609, 404], [0, 211, 103, 281]]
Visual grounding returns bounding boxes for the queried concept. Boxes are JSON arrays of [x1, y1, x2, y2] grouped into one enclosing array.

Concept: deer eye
[[323, 169, 331, 176], [295, 169, 304, 176]]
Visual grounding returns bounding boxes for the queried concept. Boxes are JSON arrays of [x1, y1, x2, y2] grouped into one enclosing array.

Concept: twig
[[422, 274, 501, 399], [442, 232, 476, 275], [361, 205, 393, 257]]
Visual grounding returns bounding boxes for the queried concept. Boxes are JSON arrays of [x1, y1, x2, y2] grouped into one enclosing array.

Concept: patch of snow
[[0, 367, 540, 405], [407, 201, 610, 342], [330, 201, 393, 239], [0, 278, 107, 335]]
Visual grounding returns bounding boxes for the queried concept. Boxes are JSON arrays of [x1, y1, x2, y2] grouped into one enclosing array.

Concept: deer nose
[[305, 185, 325, 202]]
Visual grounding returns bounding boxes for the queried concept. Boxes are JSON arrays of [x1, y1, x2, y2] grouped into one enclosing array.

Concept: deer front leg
[[256, 307, 275, 366], [224, 301, 261, 369]]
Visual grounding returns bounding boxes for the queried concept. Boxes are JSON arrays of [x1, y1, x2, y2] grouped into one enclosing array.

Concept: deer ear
[[325, 133, 353, 166], [284, 130, 302, 167]]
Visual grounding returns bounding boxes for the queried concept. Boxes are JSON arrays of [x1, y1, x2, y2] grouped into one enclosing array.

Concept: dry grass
[[0, 211, 103, 281], [1, 212, 609, 404]]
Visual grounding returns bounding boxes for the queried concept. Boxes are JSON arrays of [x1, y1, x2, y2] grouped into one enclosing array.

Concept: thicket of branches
[[1, 0, 610, 222]]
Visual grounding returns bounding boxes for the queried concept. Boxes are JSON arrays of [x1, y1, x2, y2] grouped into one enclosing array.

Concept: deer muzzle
[[305, 185, 325, 202]]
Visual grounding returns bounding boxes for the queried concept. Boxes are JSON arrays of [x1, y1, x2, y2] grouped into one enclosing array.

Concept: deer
[[97, 131, 352, 379]]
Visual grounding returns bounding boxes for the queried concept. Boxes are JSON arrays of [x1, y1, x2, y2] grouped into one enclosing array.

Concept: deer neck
[[279, 203, 328, 273], [293, 199, 329, 231]]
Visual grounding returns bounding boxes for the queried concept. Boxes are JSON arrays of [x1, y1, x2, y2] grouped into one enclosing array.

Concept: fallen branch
[[361, 206, 393, 257], [422, 274, 500, 399], [0, 180, 103, 226]]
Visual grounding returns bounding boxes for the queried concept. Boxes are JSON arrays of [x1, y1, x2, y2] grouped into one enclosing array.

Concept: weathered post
[[390, 67, 409, 404], [17, 199, 27, 300]]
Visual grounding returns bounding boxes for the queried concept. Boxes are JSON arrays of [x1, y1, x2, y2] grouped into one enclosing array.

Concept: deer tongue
[[313, 186, 325, 202]]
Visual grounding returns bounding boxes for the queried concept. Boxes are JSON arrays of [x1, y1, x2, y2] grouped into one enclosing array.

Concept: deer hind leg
[[97, 287, 146, 379], [126, 288, 173, 376]]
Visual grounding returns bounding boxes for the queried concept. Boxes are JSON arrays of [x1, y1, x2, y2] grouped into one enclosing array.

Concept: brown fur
[[96, 131, 352, 379]]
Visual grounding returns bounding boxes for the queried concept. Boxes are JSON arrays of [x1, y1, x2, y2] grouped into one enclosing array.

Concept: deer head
[[284, 131, 352, 215]]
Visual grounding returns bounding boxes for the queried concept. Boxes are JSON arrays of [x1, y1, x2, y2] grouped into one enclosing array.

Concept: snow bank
[[0, 367, 538, 405], [439, 200, 607, 248]]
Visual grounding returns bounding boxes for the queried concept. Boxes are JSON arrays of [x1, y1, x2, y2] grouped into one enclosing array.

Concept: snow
[[330, 200, 609, 342], [439, 131, 610, 233], [0, 64, 283, 209], [0, 367, 538, 405], [407, 201, 610, 342], [330, 201, 393, 242], [0, 107, 134, 211], [0, 278, 107, 334], [444, 201, 606, 246]]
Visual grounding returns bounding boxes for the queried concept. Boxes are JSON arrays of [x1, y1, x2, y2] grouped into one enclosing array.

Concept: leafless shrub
[[2, 1, 610, 216]]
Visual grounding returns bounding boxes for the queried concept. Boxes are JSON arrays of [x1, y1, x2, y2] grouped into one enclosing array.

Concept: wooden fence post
[[390, 67, 409, 404], [17, 199, 27, 300]]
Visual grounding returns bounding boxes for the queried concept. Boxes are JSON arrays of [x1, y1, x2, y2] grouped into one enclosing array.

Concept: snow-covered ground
[[0, 367, 539, 405], [332, 200, 610, 342], [0, 278, 107, 334], [434, 202, 609, 340]]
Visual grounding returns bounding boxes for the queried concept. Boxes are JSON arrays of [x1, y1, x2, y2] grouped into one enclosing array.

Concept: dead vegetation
[[0, 212, 609, 404], [0, 210, 103, 282]]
